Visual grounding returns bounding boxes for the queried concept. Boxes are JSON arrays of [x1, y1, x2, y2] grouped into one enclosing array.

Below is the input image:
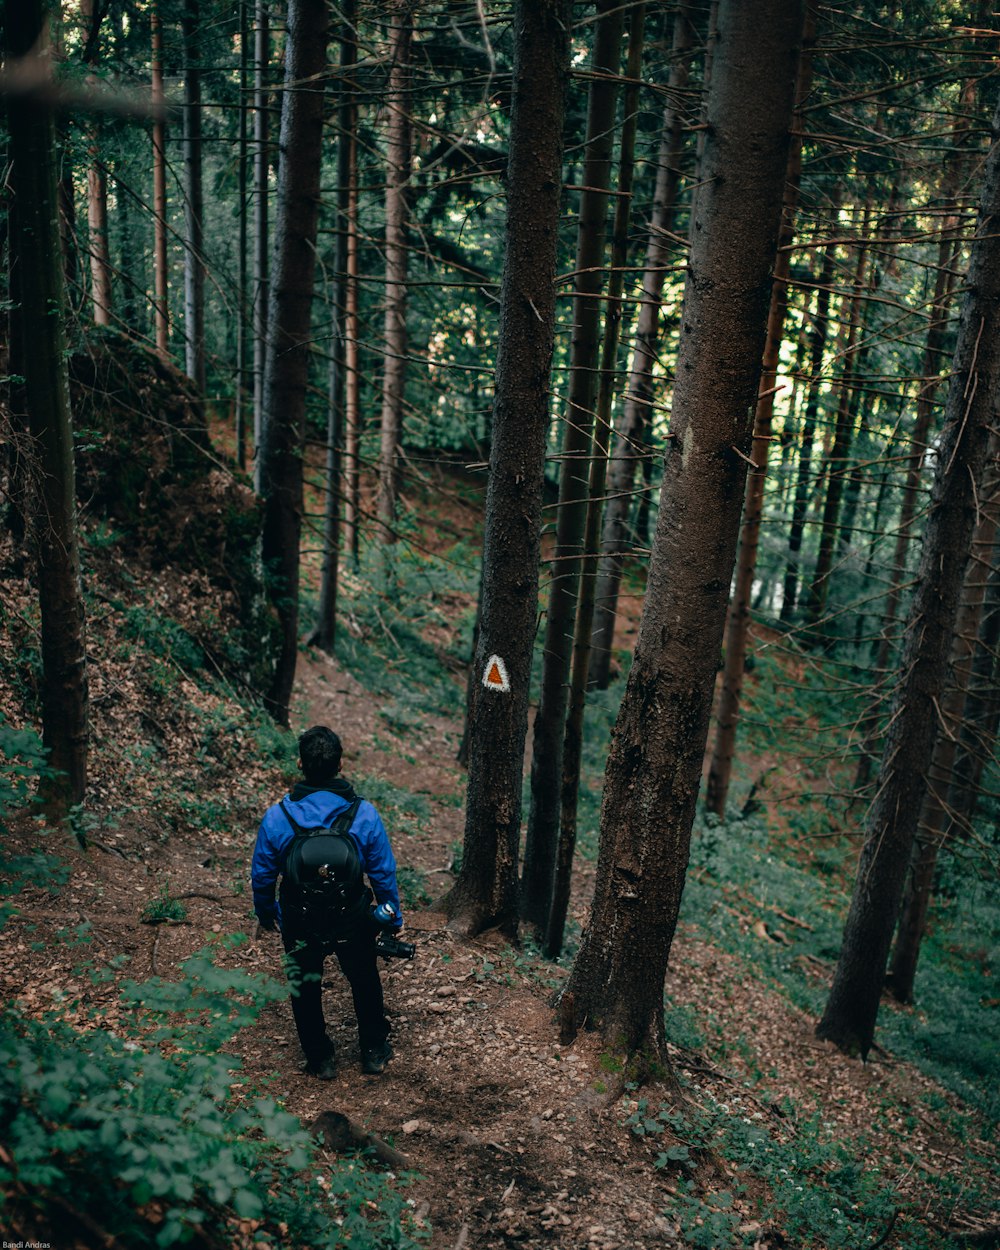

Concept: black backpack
[[278, 797, 372, 943]]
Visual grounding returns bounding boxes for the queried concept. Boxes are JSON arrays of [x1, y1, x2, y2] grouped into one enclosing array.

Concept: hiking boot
[[305, 1055, 337, 1080], [361, 1040, 393, 1075]]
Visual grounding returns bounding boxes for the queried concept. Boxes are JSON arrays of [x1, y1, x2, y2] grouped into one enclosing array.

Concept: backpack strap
[[279, 795, 363, 840]]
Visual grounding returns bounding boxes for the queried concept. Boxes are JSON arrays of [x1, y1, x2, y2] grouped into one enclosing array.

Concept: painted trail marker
[[482, 654, 510, 693]]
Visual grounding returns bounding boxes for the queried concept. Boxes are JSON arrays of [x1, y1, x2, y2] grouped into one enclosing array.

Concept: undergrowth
[[623, 1085, 948, 1250], [0, 860, 425, 1248]]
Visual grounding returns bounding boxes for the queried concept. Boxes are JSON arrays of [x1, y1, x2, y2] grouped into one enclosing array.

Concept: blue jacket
[[251, 785, 403, 932]]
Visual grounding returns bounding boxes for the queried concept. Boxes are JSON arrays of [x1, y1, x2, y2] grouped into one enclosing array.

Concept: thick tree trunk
[[521, 0, 626, 933], [947, 535, 1000, 834], [888, 446, 999, 1002], [548, 2, 647, 958], [588, 0, 697, 690], [816, 101, 1000, 1058], [855, 99, 973, 787], [566, 0, 802, 1064], [704, 2, 815, 817], [151, 1, 169, 358], [7, 0, 90, 818], [183, 0, 206, 392], [438, 0, 572, 938], [376, 0, 414, 542], [252, 0, 270, 487], [258, 0, 331, 724]]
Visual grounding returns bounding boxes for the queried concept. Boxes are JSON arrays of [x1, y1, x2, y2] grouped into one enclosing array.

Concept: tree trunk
[[7, 0, 90, 819], [780, 188, 842, 622], [704, 2, 815, 818], [86, 146, 112, 326], [566, 0, 802, 1064], [521, 0, 626, 934], [801, 201, 872, 639], [588, 0, 697, 690], [548, 1, 646, 958], [252, 0, 270, 488], [183, 0, 206, 392], [816, 100, 1000, 1058], [947, 533, 1000, 835], [80, 0, 110, 327], [376, 0, 414, 542], [311, 0, 358, 654], [855, 94, 974, 787], [888, 444, 999, 1003], [340, 12, 361, 567], [258, 0, 331, 724], [151, 0, 169, 358], [438, 0, 572, 939], [236, 0, 251, 469]]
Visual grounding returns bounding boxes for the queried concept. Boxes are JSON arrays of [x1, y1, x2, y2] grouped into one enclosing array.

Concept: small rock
[[402, 1119, 421, 1134]]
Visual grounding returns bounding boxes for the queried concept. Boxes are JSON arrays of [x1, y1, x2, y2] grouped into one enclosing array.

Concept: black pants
[[281, 925, 389, 1065]]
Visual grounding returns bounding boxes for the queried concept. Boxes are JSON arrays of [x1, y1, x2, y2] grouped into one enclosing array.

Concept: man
[[252, 725, 403, 1078]]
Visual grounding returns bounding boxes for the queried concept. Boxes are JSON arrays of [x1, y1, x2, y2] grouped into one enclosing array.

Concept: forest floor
[[2, 457, 999, 1250]]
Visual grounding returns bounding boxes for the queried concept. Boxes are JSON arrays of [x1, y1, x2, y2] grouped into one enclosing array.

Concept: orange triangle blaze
[[487, 662, 503, 687]]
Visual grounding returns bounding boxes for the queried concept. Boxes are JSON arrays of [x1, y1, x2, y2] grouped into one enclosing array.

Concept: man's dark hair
[[298, 726, 343, 783]]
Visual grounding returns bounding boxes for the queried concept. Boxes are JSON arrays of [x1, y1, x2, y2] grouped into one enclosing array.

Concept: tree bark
[[6, 0, 90, 818], [340, 11, 361, 567], [236, 0, 250, 469], [83, 7, 113, 341], [258, 0, 331, 724], [311, 0, 358, 654], [252, 0, 270, 488], [521, 0, 626, 934], [780, 189, 842, 622], [704, 1, 815, 818], [438, 0, 572, 938], [376, 0, 414, 542], [566, 0, 802, 1063], [947, 533, 1000, 835], [888, 444, 999, 1003], [855, 93, 974, 788], [182, 0, 206, 392], [801, 200, 871, 640], [548, 1, 647, 958], [151, 0, 169, 358], [588, 0, 697, 691], [816, 100, 1000, 1058]]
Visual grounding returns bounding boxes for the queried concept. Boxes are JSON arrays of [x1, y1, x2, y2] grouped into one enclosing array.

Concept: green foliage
[[325, 545, 476, 720], [662, 1002, 707, 1053], [123, 605, 205, 675], [628, 1092, 942, 1250], [140, 885, 188, 925], [681, 805, 1000, 1128], [0, 714, 48, 821], [0, 937, 425, 1248], [397, 865, 432, 910]]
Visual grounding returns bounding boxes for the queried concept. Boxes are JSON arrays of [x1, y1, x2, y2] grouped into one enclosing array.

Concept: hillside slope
[[0, 440, 997, 1247]]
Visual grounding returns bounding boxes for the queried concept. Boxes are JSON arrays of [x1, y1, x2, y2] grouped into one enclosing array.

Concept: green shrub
[[0, 939, 426, 1248]]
